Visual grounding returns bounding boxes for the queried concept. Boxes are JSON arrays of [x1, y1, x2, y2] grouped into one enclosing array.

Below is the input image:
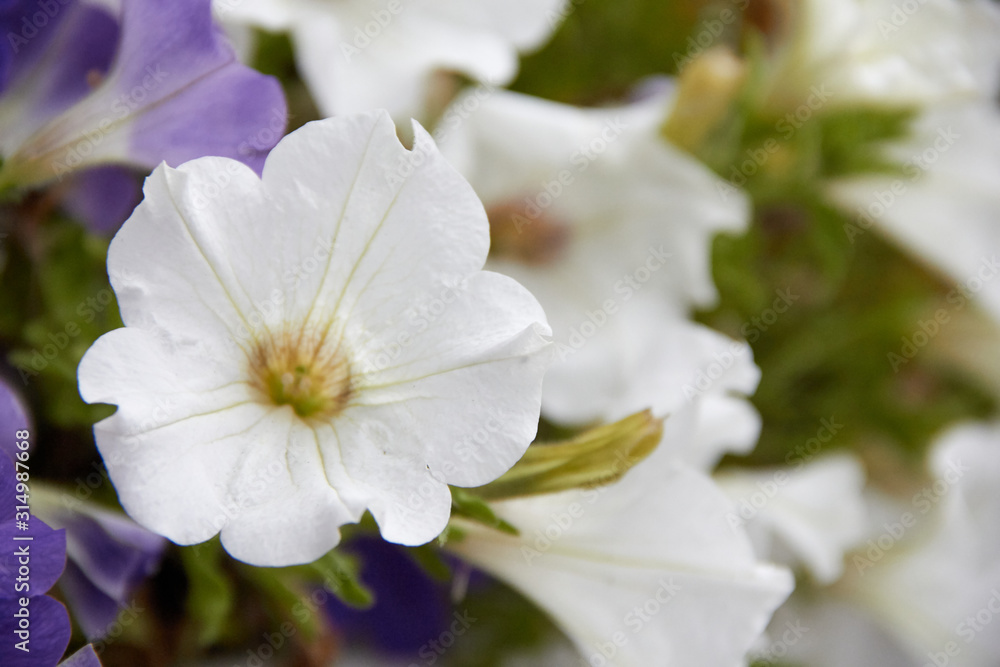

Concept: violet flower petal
[[59, 643, 102, 667], [59, 166, 142, 234], [18, 1, 118, 118], [61, 506, 165, 605], [0, 0, 72, 95], [0, 513, 66, 597], [0, 594, 71, 667], [93, 0, 286, 173], [0, 456, 67, 595], [0, 377, 30, 460], [325, 536, 450, 655], [56, 561, 120, 640]]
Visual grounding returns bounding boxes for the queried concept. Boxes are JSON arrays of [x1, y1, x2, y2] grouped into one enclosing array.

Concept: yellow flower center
[[248, 328, 353, 419]]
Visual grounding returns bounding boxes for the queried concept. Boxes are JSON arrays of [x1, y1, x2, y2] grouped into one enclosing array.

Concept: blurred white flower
[[540, 296, 764, 471], [768, 421, 1000, 667], [78, 111, 551, 567], [716, 454, 868, 585], [215, 0, 567, 120], [855, 422, 1000, 666], [437, 87, 757, 449], [829, 103, 1000, 324], [767, 0, 1000, 325], [761, 0, 1000, 111], [448, 428, 794, 667], [439, 86, 749, 315]]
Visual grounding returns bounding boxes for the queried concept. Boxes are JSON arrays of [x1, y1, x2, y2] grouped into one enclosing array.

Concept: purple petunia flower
[[0, 0, 287, 231], [0, 454, 71, 666], [38, 495, 166, 641]]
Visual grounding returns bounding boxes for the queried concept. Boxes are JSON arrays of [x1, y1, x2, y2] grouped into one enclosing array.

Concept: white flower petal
[[219, 419, 367, 566], [352, 271, 551, 487], [106, 159, 267, 356], [259, 115, 490, 327]]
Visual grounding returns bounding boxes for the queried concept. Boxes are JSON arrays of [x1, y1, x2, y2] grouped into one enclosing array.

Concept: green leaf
[[291, 549, 375, 610], [450, 487, 520, 536]]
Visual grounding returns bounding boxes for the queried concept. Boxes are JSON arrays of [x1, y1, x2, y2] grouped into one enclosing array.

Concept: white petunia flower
[[447, 428, 794, 667], [765, 422, 1000, 667], [760, 0, 1000, 111], [215, 0, 567, 120], [77, 111, 552, 567]]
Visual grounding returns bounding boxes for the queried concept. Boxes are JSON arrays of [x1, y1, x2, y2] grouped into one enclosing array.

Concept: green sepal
[[474, 410, 664, 501]]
